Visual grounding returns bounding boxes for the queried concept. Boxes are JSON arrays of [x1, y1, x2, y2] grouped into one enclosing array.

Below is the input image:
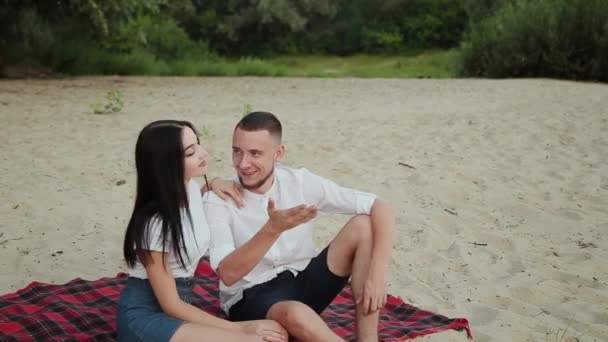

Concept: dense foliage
[[1, 0, 605, 80]]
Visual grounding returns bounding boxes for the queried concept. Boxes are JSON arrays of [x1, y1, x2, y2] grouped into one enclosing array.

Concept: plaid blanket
[[0, 260, 471, 341]]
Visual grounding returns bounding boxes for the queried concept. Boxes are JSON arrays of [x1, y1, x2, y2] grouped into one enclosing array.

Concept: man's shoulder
[[202, 191, 237, 209], [276, 165, 333, 189], [276, 164, 316, 180]]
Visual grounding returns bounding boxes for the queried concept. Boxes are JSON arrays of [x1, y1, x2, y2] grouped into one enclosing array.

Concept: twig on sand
[[398, 162, 416, 169], [533, 309, 550, 317], [468, 242, 488, 247], [576, 241, 597, 249], [444, 208, 458, 215], [0, 236, 23, 246]]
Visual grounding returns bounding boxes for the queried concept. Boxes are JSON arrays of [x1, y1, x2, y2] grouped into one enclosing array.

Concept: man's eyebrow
[[231, 146, 262, 153], [184, 143, 195, 151]]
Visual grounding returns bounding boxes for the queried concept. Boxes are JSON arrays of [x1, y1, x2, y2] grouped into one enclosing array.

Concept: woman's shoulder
[[188, 178, 201, 191]]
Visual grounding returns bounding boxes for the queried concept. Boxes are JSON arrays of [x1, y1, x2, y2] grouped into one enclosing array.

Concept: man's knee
[[348, 214, 372, 242], [267, 301, 316, 334], [330, 215, 372, 264]]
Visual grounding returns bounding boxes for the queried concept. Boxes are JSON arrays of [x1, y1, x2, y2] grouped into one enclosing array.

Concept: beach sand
[[1, 77, 607, 341]]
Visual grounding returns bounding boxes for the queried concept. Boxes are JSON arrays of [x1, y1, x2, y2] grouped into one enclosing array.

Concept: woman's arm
[[143, 251, 243, 331], [201, 177, 244, 208], [144, 251, 287, 341]]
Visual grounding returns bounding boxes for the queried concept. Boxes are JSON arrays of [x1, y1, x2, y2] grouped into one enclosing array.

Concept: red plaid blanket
[[0, 260, 471, 341]]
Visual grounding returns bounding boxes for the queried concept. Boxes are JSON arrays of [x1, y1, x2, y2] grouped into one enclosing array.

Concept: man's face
[[232, 127, 283, 191]]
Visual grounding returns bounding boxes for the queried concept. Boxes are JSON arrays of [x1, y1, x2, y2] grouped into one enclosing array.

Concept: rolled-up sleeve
[[300, 168, 376, 215], [203, 195, 236, 271]]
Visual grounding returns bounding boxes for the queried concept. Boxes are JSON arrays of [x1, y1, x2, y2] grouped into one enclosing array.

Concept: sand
[[1, 76, 607, 342]]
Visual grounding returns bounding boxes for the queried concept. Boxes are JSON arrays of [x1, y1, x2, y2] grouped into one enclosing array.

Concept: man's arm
[[206, 198, 317, 287], [362, 197, 394, 313], [369, 198, 394, 270], [217, 221, 281, 286]]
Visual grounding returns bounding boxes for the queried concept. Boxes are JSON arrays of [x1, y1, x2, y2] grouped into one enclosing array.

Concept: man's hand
[[237, 319, 288, 342], [356, 264, 388, 315], [266, 198, 318, 234], [209, 178, 244, 208]]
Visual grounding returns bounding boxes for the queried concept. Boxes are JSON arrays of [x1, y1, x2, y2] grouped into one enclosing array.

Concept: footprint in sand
[[555, 209, 584, 221], [600, 176, 608, 191], [507, 260, 526, 274], [469, 332, 492, 342], [472, 306, 499, 325], [592, 312, 608, 325], [444, 241, 462, 259]]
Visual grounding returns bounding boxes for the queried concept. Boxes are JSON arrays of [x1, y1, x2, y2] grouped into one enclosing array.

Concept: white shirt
[[203, 165, 377, 313], [129, 179, 210, 279]]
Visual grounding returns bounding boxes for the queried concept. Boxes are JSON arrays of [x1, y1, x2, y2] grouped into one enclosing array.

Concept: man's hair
[[235, 111, 282, 141]]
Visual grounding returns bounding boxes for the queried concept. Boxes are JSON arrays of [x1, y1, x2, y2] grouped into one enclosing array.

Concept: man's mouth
[[240, 169, 257, 177]]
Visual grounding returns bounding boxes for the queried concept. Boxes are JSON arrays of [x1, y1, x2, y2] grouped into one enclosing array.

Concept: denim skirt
[[116, 277, 194, 342]]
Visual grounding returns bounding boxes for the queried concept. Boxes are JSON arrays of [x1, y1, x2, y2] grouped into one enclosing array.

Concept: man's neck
[[247, 171, 275, 194]]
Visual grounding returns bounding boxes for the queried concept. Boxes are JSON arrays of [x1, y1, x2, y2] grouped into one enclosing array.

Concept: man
[[204, 112, 395, 342]]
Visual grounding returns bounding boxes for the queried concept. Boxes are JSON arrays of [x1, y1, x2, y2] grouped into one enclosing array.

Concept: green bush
[[195, 62, 235, 76], [401, 0, 468, 49], [66, 49, 165, 75], [459, 0, 608, 81], [462, 0, 511, 22], [110, 15, 213, 61], [361, 27, 404, 53], [235, 57, 287, 76], [2, 8, 66, 65]]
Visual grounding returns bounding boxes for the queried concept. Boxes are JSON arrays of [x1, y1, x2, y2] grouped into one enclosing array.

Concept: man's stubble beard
[[239, 166, 275, 192]]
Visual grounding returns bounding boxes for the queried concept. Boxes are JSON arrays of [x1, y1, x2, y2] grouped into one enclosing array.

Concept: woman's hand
[[209, 178, 244, 208], [238, 320, 288, 342]]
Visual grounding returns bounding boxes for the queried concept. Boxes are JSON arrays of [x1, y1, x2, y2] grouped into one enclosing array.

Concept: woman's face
[[182, 126, 208, 181]]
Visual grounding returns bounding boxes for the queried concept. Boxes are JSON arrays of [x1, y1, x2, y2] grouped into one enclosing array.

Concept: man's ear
[[275, 144, 285, 160]]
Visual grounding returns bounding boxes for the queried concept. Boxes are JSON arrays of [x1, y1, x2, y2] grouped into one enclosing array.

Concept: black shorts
[[229, 245, 350, 321]]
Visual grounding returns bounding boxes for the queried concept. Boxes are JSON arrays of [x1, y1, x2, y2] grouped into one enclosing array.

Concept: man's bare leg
[[267, 215, 379, 342], [327, 215, 379, 342], [266, 301, 343, 342]]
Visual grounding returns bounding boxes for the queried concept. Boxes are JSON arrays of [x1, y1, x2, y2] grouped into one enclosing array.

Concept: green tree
[[178, 0, 341, 54], [459, 0, 608, 81], [0, 0, 165, 65]]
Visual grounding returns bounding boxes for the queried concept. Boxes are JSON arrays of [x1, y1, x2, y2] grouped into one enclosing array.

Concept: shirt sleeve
[[203, 195, 236, 271], [300, 168, 377, 215], [145, 216, 169, 252]]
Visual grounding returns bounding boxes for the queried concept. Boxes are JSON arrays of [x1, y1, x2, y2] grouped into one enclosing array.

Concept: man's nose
[[238, 154, 250, 168]]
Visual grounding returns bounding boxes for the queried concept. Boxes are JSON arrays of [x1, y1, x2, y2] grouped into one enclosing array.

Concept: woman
[[117, 120, 286, 342]]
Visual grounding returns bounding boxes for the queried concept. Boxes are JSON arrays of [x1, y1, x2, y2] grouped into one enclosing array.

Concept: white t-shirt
[[204, 165, 377, 313], [129, 179, 210, 279]]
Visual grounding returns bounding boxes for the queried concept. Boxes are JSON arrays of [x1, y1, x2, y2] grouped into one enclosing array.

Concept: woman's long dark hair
[[123, 120, 200, 270]]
